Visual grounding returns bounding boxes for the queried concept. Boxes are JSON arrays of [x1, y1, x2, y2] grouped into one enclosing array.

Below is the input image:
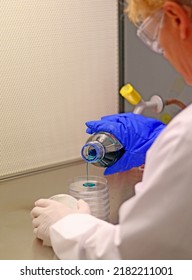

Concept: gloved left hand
[[31, 199, 90, 246]]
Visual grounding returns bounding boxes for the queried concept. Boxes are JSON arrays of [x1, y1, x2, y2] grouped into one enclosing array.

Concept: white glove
[[31, 198, 90, 246]]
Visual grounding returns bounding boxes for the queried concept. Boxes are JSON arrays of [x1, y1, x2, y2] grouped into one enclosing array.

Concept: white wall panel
[[1, 0, 119, 178]]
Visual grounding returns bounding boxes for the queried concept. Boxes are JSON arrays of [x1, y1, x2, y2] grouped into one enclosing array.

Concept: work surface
[[0, 162, 142, 260]]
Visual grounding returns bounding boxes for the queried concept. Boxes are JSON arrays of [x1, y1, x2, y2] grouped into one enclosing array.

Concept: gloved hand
[[31, 199, 90, 246], [86, 112, 165, 175]]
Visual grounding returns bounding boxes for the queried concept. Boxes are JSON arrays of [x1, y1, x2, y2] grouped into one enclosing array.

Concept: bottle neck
[[81, 141, 105, 163]]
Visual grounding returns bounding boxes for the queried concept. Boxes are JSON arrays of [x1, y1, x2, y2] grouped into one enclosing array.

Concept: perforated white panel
[[1, 1, 119, 178]]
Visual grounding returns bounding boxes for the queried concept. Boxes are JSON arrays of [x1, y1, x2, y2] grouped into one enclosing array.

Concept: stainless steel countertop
[[0, 163, 142, 259]]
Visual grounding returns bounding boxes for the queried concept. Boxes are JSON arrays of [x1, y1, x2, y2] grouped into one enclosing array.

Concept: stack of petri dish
[[68, 175, 110, 222]]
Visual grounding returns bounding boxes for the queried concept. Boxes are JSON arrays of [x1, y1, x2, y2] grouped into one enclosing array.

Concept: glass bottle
[[81, 132, 124, 167]]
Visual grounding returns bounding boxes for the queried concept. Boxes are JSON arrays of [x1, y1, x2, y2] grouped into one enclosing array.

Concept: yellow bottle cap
[[120, 84, 142, 105]]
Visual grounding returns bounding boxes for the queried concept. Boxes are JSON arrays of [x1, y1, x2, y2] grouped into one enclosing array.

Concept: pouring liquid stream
[[83, 163, 95, 187]]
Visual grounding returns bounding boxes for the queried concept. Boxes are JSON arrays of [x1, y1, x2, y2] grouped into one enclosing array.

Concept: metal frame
[[118, 0, 125, 113]]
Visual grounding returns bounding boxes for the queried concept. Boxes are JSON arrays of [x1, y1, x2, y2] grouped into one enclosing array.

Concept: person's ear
[[163, 1, 190, 39]]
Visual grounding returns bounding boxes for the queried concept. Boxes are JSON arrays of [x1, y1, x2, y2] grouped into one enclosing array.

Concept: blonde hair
[[125, 0, 192, 24], [125, 0, 163, 23]]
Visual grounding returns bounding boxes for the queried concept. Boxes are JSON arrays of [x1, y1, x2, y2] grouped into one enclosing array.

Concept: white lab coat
[[50, 104, 192, 259]]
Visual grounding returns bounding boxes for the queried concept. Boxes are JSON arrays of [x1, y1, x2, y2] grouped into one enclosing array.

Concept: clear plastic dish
[[68, 175, 110, 222]]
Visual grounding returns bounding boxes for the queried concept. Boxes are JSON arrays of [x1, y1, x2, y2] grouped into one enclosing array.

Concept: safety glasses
[[137, 10, 164, 54]]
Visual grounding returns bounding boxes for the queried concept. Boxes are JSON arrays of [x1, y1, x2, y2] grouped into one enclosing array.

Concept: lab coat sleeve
[[118, 107, 192, 259], [50, 106, 192, 259], [50, 214, 121, 259]]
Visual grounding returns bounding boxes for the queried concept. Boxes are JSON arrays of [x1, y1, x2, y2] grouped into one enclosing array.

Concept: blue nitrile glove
[[86, 113, 166, 175]]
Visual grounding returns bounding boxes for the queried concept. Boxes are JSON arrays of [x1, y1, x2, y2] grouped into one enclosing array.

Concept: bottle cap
[[120, 83, 142, 105]]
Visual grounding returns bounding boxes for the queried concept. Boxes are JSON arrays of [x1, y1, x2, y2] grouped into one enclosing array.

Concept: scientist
[[31, 0, 192, 259]]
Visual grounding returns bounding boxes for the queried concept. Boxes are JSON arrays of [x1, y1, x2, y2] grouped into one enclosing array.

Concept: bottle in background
[[81, 132, 124, 167]]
